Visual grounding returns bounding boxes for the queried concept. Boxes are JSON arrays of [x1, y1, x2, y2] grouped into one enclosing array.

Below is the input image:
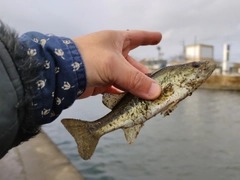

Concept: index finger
[[122, 30, 162, 52]]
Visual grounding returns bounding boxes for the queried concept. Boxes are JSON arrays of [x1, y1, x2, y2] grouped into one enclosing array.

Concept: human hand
[[72, 30, 162, 100]]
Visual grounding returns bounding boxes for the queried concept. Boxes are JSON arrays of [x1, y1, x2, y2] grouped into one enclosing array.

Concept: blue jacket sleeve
[[19, 32, 87, 125]]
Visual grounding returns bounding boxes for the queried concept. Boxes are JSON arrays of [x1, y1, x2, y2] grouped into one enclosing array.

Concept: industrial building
[[185, 44, 240, 75], [185, 44, 214, 62], [140, 43, 239, 75]]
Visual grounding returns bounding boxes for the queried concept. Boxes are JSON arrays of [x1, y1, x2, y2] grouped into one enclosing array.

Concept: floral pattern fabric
[[19, 32, 87, 124]]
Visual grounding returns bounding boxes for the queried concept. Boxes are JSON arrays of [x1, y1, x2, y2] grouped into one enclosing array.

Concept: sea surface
[[43, 89, 240, 180]]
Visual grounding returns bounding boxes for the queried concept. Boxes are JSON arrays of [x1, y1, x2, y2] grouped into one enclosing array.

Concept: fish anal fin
[[102, 93, 126, 109], [122, 124, 144, 144], [61, 118, 102, 160]]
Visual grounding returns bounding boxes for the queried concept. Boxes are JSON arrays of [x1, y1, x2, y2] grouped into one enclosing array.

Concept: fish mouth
[[194, 61, 216, 78], [203, 61, 216, 75]]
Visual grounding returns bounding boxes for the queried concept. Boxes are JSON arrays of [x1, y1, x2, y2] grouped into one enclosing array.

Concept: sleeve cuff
[[19, 32, 87, 124]]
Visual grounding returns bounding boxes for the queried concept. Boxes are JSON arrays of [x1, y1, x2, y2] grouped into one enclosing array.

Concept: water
[[43, 89, 240, 180]]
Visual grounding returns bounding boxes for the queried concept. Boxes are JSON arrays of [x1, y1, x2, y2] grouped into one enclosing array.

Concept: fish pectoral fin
[[102, 93, 126, 109], [61, 118, 101, 160], [122, 124, 144, 144], [161, 100, 179, 117]]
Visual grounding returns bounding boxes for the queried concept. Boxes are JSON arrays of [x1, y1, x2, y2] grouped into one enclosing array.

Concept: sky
[[0, 0, 239, 62]]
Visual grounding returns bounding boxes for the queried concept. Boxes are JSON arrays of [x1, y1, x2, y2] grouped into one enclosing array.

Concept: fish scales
[[61, 61, 216, 160]]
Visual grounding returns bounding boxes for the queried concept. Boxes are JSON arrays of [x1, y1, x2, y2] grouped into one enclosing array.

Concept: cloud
[[0, 0, 240, 61]]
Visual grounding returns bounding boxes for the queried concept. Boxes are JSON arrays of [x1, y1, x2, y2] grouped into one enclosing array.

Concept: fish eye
[[192, 62, 200, 68]]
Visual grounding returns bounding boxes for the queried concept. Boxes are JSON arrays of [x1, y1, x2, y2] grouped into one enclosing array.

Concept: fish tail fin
[[61, 118, 101, 160]]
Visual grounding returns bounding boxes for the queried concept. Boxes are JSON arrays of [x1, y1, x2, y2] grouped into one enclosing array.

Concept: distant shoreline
[[201, 74, 240, 90]]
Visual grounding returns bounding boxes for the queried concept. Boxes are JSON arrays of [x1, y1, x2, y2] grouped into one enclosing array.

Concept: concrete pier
[[201, 74, 240, 90], [0, 131, 84, 180]]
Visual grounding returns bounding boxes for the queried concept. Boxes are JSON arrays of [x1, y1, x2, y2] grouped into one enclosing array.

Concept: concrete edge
[[0, 130, 84, 180]]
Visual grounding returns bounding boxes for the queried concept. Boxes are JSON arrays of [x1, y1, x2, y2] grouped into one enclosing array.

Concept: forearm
[[19, 32, 87, 124], [0, 21, 87, 158]]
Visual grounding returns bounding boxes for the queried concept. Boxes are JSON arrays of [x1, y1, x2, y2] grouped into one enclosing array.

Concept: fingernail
[[148, 82, 161, 99]]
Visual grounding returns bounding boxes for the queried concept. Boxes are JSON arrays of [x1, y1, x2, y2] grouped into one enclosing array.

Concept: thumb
[[114, 65, 161, 100]]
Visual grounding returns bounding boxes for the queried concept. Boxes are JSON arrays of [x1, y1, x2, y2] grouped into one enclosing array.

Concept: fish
[[61, 60, 216, 160]]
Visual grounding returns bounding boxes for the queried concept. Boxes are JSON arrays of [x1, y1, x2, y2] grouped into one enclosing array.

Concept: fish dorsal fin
[[122, 124, 144, 144], [102, 73, 152, 109], [102, 93, 126, 109]]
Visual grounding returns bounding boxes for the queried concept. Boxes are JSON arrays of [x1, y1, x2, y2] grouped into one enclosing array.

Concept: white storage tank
[[185, 44, 214, 62], [222, 44, 230, 74]]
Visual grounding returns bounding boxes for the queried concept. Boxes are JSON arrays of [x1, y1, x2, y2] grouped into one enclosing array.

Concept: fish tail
[[61, 118, 101, 160]]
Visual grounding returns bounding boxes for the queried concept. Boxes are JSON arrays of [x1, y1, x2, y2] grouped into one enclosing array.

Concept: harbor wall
[[201, 74, 240, 90]]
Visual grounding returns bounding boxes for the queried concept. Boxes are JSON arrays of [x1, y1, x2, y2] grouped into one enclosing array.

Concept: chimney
[[222, 44, 230, 74]]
